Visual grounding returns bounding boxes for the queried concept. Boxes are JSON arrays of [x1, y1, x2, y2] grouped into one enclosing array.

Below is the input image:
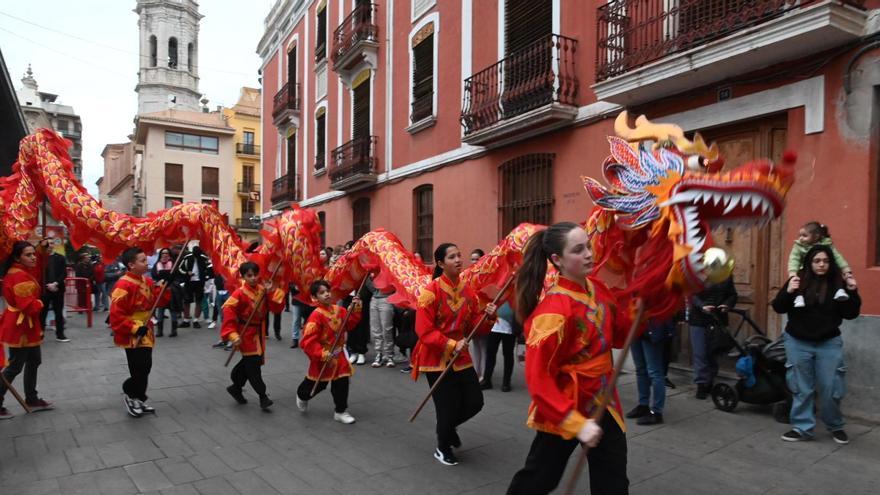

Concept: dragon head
[[584, 111, 795, 300]]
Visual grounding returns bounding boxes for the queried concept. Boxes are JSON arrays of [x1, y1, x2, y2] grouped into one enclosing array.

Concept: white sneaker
[[348, 353, 357, 364], [356, 354, 366, 365], [135, 399, 156, 414], [123, 395, 142, 417], [793, 295, 805, 308], [208, 321, 217, 329], [371, 355, 383, 368], [296, 396, 308, 412], [833, 289, 850, 302], [385, 358, 396, 368], [333, 411, 356, 424]]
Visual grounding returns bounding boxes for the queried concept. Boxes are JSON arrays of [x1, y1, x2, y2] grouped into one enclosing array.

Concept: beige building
[[98, 142, 137, 214], [222, 87, 262, 241], [133, 109, 236, 217]]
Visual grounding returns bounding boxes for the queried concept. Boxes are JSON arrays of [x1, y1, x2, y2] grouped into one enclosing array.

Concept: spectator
[[688, 275, 737, 399], [393, 305, 417, 373], [773, 245, 860, 444], [40, 246, 69, 342], [74, 252, 94, 310], [626, 317, 674, 425], [482, 302, 518, 391], [367, 278, 396, 368], [179, 245, 213, 328], [469, 249, 488, 385], [151, 248, 180, 337], [345, 281, 371, 366], [92, 255, 106, 311], [289, 284, 314, 349], [104, 256, 125, 305]]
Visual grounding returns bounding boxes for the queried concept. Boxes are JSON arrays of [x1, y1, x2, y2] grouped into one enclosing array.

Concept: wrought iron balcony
[[235, 217, 261, 231], [332, 3, 379, 72], [236, 143, 260, 156], [596, 0, 865, 82], [271, 173, 302, 205], [236, 182, 260, 196], [272, 82, 301, 127], [330, 135, 377, 191], [460, 34, 578, 145]]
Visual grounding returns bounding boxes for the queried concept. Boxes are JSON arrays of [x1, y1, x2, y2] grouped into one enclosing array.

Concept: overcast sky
[[0, 0, 275, 196]]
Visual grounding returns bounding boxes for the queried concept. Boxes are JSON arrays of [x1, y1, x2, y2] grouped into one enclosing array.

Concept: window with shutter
[[504, 0, 551, 56], [353, 80, 370, 139], [287, 46, 297, 84], [316, 7, 327, 62], [165, 163, 183, 193], [411, 31, 434, 123], [318, 211, 327, 247], [353, 198, 371, 240], [412, 0, 435, 21], [287, 135, 296, 175], [243, 165, 254, 187], [413, 185, 433, 261], [502, 0, 553, 118], [315, 114, 326, 170], [201, 167, 219, 196], [498, 153, 554, 237]]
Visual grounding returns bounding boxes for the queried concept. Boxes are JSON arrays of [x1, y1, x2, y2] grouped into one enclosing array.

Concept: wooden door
[[701, 115, 787, 338]]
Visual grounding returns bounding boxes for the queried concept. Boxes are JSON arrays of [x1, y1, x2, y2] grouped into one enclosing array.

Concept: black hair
[[239, 261, 260, 276], [122, 247, 144, 268], [432, 242, 457, 279], [2, 240, 35, 275], [310, 279, 331, 297], [515, 222, 581, 323], [471, 249, 485, 258], [803, 221, 830, 240], [799, 244, 842, 306]]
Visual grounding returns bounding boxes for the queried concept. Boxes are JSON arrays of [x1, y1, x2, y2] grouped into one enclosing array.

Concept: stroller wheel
[[711, 383, 738, 412]]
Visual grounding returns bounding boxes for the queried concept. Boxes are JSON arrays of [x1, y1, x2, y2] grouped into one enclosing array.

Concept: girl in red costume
[[507, 222, 630, 495], [411, 243, 497, 466], [0, 240, 54, 419]]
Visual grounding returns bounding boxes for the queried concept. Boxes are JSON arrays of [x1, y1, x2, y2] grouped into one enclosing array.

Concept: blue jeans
[[215, 291, 230, 323], [784, 332, 846, 436], [632, 338, 666, 414], [290, 304, 302, 340], [689, 325, 718, 385]]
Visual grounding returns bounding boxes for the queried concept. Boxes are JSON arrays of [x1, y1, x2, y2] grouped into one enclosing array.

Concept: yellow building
[[223, 87, 262, 241]]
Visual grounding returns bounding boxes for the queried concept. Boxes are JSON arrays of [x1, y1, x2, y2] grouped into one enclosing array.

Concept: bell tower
[[134, 0, 203, 114]]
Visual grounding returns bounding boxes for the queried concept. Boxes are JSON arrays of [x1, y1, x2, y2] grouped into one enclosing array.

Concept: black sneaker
[[136, 400, 156, 414], [501, 383, 512, 392], [665, 378, 676, 389], [179, 321, 190, 328], [56, 335, 71, 343], [434, 447, 459, 466], [259, 395, 274, 410], [625, 404, 650, 419], [274, 331, 282, 341], [479, 380, 493, 390], [781, 430, 808, 442], [637, 412, 664, 425], [212, 341, 227, 348], [831, 430, 849, 445], [226, 386, 247, 404], [290, 339, 299, 349], [193, 321, 201, 329], [123, 395, 142, 418], [400, 365, 413, 373], [695, 384, 710, 400]]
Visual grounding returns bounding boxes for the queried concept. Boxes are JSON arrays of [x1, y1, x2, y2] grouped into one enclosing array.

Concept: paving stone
[[155, 456, 204, 485], [124, 461, 175, 492], [63, 446, 105, 474]]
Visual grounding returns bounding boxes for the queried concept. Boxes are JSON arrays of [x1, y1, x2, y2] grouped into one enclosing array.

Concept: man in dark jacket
[[40, 248, 69, 342], [178, 245, 213, 328], [688, 275, 737, 399]]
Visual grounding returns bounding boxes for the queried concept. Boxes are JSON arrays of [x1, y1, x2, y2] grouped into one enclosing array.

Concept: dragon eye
[[686, 155, 704, 171]]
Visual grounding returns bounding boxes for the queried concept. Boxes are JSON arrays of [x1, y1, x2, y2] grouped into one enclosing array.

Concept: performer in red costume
[[0, 240, 54, 419], [109, 247, 170, 418], [295, 280, 362, 424], [507, 222, 632, 495], [411, 243, 497, 466], [221, 261, 286, 411]]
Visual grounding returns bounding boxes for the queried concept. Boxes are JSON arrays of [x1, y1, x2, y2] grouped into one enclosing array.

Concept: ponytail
[[432, 242, 456, 279], [515, 230, 548, 323], [432, 264, 443, 279]]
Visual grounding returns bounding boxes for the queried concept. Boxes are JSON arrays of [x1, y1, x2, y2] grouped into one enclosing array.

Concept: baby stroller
[[707, 308, 791, 423]]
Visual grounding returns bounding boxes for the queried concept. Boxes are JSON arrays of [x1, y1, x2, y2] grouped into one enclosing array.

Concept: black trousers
[[484, 332, 515, 386], [296, 376, 349, 413], [231, 355, 267, 396], [40, 291, 66, 337], [123, 347, 152, 401], [425, 368, 484, 450], [0, 346, 42, 404], [507, 414, 629, 495]]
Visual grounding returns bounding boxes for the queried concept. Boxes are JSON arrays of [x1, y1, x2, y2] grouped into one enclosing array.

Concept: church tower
[[134, 0, 203, 114]]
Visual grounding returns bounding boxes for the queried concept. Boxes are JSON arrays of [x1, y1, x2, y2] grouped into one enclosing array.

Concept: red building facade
[[257, 0, 880, 343]]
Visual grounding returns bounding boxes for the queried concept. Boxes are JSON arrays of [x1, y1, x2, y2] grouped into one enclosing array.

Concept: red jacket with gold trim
[[109, 272, 169, 349], [410, 274, 496, 379], [0, 264, 44, 348], [523, 276, 633, 439], [221, 284, 286, 357], [301, 303, 362, 381]]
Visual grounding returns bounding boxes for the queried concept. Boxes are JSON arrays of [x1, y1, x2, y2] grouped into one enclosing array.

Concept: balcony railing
[[235, 217, 261, 230], [272, 82, 301, 119], [461, 34, 578, 136], [332, 3, 379, 66], [236, 182, 260, 195], [271, 174, 301, 204], [330, 135, 377, 189], [236, 143, 260, 155], [596, 0, 867, 82]]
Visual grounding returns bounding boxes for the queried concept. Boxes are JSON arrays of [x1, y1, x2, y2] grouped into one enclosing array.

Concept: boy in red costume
[[109, 247, 170, 418], [295, 280, 362, 424], [221, 261, 286, 410]]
